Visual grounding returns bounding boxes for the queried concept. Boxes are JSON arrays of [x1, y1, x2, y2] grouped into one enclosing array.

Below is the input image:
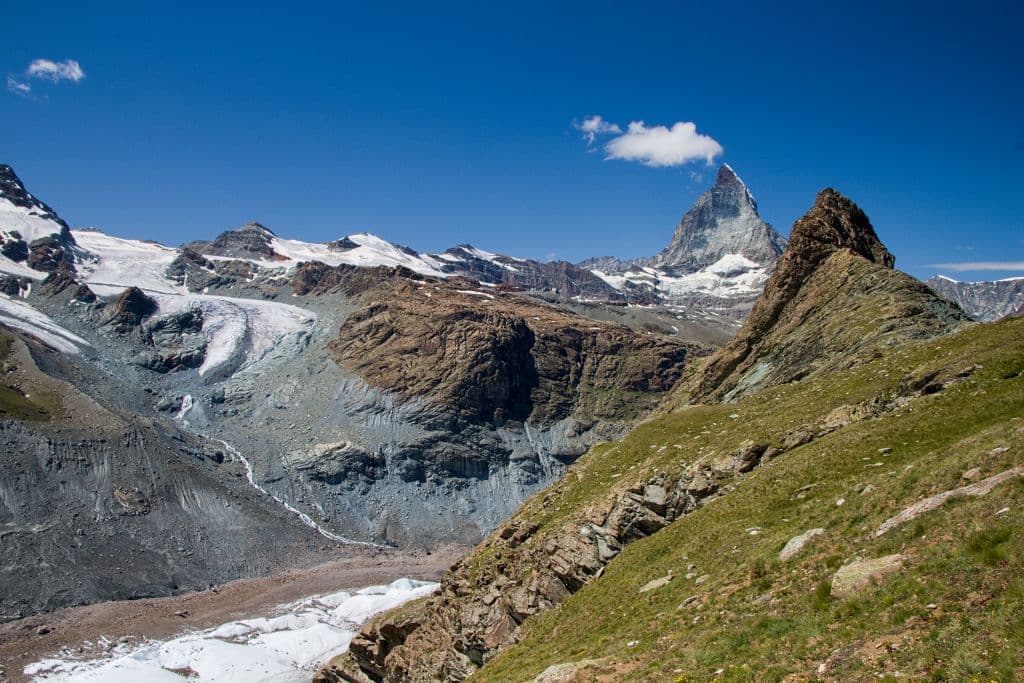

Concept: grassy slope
[[475, 316, 1024, 681], [0, 329, 60, 420]]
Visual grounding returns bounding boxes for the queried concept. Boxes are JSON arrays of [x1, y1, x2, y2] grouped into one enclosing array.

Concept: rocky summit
[[652, 164, 786, 273], [681, 187, 966, 403]]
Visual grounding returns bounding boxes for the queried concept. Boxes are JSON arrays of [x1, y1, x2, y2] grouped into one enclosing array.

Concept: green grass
[[0, 330, 59, 420], [469, 316, 1024, 681]]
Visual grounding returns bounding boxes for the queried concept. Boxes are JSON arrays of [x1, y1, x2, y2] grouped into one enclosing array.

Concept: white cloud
[[574, 115, 621, 144], [604, 120, 723, 167], [26, 59, 85, 83], [928, 261, 1024, 272], [7, 76, 31, 96], [7, 58, 86, 97]]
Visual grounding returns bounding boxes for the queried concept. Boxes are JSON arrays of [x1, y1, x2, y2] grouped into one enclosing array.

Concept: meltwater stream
[[176, 395, 387, 549]]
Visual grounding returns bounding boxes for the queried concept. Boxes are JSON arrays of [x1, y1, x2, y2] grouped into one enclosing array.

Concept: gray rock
[[779, 528, 825, 561], [831, 554, 905, 598]]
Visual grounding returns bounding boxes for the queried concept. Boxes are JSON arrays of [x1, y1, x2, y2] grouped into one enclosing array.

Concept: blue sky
[[2, 1, 1022, 280]]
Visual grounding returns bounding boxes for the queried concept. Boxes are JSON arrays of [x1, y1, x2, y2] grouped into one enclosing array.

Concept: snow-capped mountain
[[580, 164, 787, 321], [0, 164, 79, 276], [652, 164, 786, 271], [927, 274, 1024, 322]]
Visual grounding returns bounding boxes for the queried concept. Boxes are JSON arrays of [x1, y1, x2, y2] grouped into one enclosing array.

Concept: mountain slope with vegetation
[[315, 190, 1024, 682]]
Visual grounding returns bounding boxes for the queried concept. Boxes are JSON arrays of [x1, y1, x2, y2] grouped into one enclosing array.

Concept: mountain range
[[2, 161, 1022, 682]]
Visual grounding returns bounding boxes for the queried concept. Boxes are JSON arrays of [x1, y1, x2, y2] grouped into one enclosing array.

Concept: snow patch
[[24, 579, 438, 682], [0, 294, 91, 354]]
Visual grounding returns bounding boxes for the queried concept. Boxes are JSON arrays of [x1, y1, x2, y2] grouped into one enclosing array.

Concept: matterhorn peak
[[715, 163, 744, 188], [650, 164, 786, 273]]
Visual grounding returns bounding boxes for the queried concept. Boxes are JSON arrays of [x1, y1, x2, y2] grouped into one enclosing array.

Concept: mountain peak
[[651, 165, 785, 272], [240, 221, 275, 236], [0, 163, 70, 232], [789, 188, 894, 268], [684, 188, 963, 403], [716, 163, 743, 188]]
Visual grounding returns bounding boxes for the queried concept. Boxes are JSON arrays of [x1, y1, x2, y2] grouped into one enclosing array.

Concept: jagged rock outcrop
[[926, 275, 1024, 322], [652, 164, 786, 273], [134, 308, 207, 372], [682, 188, 967, 403], [103, 286, 158, 332], [0, 164, 69, 231], [39, 267, 97, 303]]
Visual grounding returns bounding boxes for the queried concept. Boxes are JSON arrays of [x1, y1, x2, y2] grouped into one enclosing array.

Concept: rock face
[[683, 188, 968, 403], [103, 286, 158, 331], [329, 281, 693, 427], [183, 221, 285, 260], [926, 275, 1024, 322], [652, 164, 786, 273], [266, 270, 709, 547]]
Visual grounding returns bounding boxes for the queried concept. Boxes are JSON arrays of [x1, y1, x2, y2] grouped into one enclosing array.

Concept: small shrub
[[812, 579, 832, 612], [967, 526, 1012, 566]]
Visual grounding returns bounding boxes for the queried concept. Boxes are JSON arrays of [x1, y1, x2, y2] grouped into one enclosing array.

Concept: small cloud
[[573, 115, 621, 145], [928, 261, 1024, 272], [574, 115, 723, 168], [605, 120, 723, 167], [7, 58, 85, 98], [26, 59, 85, 83], [7, 76, 31, 96]]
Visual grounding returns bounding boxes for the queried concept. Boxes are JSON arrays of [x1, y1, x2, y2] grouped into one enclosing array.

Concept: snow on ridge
[[0, 194, 67, 245], [73, 229, 182, 295], [590, 253, 768, 299], [261, 232, 449, 278]]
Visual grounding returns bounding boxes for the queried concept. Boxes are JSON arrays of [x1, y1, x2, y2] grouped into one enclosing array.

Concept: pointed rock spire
[[651, 165, 786, 273]]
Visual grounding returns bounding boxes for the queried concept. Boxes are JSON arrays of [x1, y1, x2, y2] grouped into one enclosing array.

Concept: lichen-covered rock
[[831, 554, 905, 599]]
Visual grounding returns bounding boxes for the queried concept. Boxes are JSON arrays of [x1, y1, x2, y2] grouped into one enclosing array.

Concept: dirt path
[[0, 546, 466, 682]]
